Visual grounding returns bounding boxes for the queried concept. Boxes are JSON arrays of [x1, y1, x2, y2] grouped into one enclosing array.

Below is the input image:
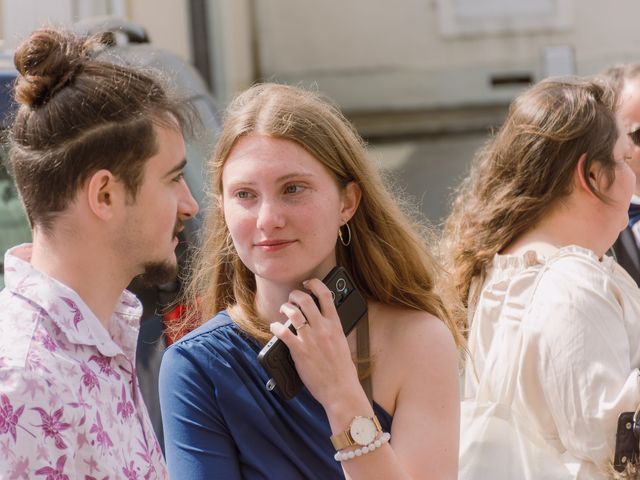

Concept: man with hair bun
[[0, 27, 198, 478]]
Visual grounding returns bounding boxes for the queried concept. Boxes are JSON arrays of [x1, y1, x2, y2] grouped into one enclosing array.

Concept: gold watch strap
[[330, 415, 382, 451]]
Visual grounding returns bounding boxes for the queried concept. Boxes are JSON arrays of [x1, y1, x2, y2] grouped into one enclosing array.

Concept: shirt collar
[[3, 243, 142, 359]]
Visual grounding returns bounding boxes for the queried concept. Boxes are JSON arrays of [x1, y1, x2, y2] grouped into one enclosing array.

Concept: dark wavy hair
[[442, 77, 619, 319]]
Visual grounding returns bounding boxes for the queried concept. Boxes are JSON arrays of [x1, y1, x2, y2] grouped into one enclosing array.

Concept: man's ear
[[340, 181, 362, 222], [86, 169, 118, 220]]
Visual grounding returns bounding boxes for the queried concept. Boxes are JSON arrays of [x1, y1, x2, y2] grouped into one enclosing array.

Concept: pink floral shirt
[[0, 245, 169, 479]]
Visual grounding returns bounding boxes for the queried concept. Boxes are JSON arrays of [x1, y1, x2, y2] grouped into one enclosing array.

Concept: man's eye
[[172, 172, 185, 182]]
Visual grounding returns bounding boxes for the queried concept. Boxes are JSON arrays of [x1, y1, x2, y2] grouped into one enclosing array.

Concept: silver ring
[[296, 322, 310, 331]]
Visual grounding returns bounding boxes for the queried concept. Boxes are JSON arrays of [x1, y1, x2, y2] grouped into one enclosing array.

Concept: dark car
[[0, 54, 31, 283], [0, 19, 220, 449]]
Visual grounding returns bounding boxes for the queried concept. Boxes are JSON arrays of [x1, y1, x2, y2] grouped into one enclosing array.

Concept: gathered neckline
[[493, 244, 609, 270]]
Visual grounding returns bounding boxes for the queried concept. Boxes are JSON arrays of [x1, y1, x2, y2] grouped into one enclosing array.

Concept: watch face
[[350, 416, 377, 446]]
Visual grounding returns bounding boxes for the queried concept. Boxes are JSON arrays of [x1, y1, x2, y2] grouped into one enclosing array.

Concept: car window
[[0, 63, 30, 289], [183, 96, 220, 209], [0, 162, 31, 289]]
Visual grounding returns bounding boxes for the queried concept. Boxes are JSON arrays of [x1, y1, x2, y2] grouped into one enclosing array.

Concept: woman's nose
[[256, 199, 285, 231]]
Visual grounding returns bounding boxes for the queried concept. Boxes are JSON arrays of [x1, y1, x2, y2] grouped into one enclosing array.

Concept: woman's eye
[[284, 184, 304, 194], [236, 191, 251, 199]]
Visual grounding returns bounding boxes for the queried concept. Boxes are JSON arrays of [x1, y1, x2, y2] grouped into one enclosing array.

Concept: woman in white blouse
[[443, 76, 640, 479]]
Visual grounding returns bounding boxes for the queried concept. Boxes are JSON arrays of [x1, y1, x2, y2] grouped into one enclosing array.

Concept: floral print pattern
[[31, 407, 71, 449], [0, 245, 168, 479], [0, 394, 24, 441]]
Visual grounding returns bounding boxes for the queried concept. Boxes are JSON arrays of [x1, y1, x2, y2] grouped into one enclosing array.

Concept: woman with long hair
[[159, 83, 463, 479], [443, 76, 640, 479]]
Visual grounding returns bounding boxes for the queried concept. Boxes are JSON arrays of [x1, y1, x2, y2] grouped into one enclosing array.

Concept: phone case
[[614, 411, 639, 472], [257, 266, 368, 400]]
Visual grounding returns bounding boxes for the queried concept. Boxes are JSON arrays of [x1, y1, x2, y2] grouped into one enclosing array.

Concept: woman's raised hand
[[269, 278, 365, 411]]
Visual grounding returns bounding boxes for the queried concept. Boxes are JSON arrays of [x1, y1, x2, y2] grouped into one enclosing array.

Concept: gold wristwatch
[[330, 415, 382, 451]]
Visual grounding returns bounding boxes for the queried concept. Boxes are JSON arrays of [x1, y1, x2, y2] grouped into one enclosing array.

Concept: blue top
[[159, 311, 393, 480]]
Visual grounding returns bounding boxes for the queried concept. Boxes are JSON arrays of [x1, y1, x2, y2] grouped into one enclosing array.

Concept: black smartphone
[[614, 411, 639, 472], [257, 265, 368, 400]]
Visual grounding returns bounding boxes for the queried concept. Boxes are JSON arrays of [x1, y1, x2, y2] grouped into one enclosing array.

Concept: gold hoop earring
[[338, 222, 352, 247]]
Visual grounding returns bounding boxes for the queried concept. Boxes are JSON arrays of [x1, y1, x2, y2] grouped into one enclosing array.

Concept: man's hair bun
[[13, 28, 112, 108]]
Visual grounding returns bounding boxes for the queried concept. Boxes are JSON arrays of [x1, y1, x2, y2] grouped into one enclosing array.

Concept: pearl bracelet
[[333, 432, 391, 462]]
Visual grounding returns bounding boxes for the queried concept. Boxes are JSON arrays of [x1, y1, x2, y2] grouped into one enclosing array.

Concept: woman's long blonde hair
[[174, 83, 464, 347], [442, 77, 619, 322]]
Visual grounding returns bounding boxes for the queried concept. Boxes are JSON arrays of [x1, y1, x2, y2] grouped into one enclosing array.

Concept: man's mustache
[[173, 220, 184, 238]]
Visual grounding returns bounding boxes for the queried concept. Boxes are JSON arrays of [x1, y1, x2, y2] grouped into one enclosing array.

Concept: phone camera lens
[[336, 278, 347, 292]]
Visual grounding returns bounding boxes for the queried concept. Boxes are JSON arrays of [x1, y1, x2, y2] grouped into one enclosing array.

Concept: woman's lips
[[254, 239, 295, 251]]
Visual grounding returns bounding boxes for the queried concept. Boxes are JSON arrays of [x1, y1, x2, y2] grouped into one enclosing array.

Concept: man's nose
[[179, 183, 199, 219]]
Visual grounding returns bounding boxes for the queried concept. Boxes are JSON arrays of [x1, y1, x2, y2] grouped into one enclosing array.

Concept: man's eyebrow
[[163, 158, 187, 178]]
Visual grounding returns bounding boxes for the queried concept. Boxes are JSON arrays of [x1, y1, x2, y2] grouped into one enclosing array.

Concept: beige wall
[[0, 0, 191, 63], [4, 0, 638, 113], [127, 0, 191, 61], [126, 0, 640, 110], [129, 0, 255, 102], [206, 0, 254, 101], [249, 0, 640, 111]]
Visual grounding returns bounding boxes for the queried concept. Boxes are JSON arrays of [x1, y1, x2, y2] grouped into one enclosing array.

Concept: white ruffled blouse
[[463, 245, 640, 479]]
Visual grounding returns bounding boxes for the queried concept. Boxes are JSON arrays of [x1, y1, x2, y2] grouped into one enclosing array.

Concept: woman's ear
[[340, 181, 362, 222], [86, 169, 118, 220], [575, 153, 604, 198]]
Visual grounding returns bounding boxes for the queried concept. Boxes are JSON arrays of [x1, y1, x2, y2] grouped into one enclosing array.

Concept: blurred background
[[5, 0, 640, 225], [2, 0, 640, 448]]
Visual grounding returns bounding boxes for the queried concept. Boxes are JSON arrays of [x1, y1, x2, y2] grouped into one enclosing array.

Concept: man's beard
[[136, 260, 178, 288], [133, 220, 184, 288]]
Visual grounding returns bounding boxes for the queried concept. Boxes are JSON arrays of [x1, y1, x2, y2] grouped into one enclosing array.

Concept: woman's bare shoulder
[[367, 301, 460, 416], [369, 301, 457, 354]]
